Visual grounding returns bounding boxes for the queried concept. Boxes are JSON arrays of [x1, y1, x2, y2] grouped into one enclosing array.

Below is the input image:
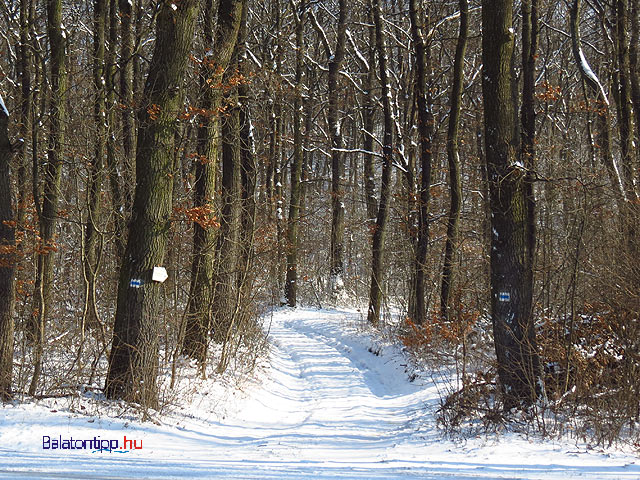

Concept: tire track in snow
[[1, 308, 639, 479]]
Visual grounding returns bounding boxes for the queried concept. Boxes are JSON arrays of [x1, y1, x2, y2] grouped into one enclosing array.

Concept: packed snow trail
[[0, 308, 638, 479]]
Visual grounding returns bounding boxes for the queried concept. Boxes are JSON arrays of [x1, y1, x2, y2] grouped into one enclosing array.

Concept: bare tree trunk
[[367, 0, 394, 326], [482, 0, 542, 408], [119, 0, 136, 177], [408, 0, 434, 325], [106, 0, 127, 260], [181, 0, 218, 364], [105, 0, 199, 408], [362, 12, 378, 228], [570, 0, 625, 203], [208, 0, 246, 350], [30, 0, 68, 396], [440, 0, 468, 322], [16, 0, 32, 231], [521, 0, 538, 287], [327, 0, 348, 298], [629, 0, 640, 162], [183, 0, 244, 364], [285, 1, 306, 307], [83, 0, 107, 332], [212, 91, 241, 347], [614, 0, 639, 203], [238, 0, 257, 301], [0, 94, 17, 401]]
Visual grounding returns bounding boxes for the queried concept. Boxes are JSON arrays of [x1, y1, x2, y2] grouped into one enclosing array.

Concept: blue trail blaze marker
[[130, 279, 142, 288], [498, 291, 510, 302]]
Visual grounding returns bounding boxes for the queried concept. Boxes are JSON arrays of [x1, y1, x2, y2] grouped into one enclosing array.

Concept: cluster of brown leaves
[[536, 81, 561, 102], [174, 204, 220, 230]]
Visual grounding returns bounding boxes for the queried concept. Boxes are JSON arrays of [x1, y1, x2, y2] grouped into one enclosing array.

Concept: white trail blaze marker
[[152, 266, 168, 283]]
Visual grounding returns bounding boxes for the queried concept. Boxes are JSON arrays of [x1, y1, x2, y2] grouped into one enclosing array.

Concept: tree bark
[[629, 0, 640, 170], [0, 94, 16, 401], [16, 0, 32, 232], [237, 0, 257, 302], [440, 0, 468, 323], [614, 0, 639, 203], [362, 12, 378, 228], [105, 0, 199, 407], [367, 0, 394, 326], [570, 0, 625, 203], [104, 0, 127, 261], [285, 1, 305, 307], [183, 0, 244, 364], [408, 0, 434, 325], [212, 88, 242, 347], [119, 0, 136, 178], [30, 0, 67, 396], [327, 0, 348, 298], [482, 0, 542, 408], [83, 0, 107, 332], [520, 0, 538, 284]]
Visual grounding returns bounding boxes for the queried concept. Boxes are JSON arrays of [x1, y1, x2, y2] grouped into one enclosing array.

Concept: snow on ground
[[0, 307, 638, 479]]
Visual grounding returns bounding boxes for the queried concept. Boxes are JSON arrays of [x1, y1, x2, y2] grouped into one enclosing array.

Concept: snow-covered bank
[[0, 308, 638, 479]]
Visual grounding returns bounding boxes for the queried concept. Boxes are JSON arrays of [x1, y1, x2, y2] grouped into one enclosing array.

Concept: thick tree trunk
[[30, 0, 67, 396], [367, 0, 394, 326], [0, 95, 16, 401], [408, 0, 434, 325], [105, 0, 199, 407], [482, 0, 542, 408], [440, 0, 468, 322]]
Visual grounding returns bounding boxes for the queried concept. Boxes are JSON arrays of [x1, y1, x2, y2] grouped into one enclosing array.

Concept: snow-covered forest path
[[0, 308, 638, 479]]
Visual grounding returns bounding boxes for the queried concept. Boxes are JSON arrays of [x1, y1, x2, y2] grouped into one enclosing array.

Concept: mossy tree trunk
[[208, 0, 246, 351], [182, 0, 244, 365]]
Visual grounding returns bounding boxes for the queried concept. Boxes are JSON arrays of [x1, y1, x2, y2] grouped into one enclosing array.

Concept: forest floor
[[0, 307, 638, 479]]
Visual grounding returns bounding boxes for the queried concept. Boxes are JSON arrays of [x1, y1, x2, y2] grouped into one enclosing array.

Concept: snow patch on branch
[[0, 94, 9, 118]]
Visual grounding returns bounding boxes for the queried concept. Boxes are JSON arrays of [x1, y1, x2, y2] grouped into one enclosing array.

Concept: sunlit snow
[[0, 308, 637, 479]]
